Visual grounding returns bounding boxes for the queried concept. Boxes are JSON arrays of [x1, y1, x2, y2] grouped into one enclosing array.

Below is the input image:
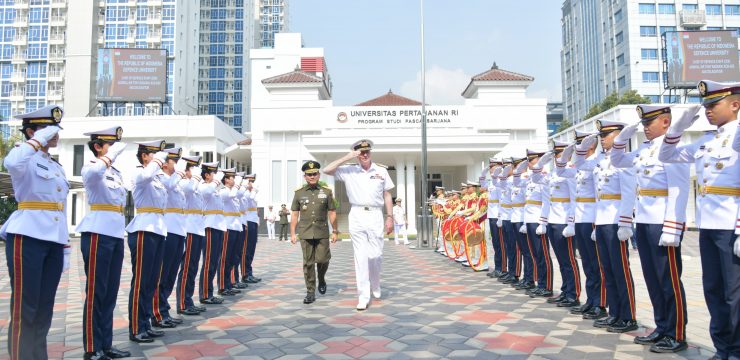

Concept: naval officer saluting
[[0, 105, 69, 360], [76, 126, 130, 360], [323, 139, 394, 311]]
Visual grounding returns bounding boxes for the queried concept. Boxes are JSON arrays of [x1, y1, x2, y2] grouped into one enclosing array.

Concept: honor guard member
[[659, 80, 740, 360], [483, 159, 506, 278], [540, 141, 581, 308], [290, 160, 338, 304], [218, 169, 245, 295], [233, 175, 250, 287], [323, 139, 395, 311], [591, 119, 638, 333], [497, 160, 521, 285], [512, 157, 537, 291], [176, 155, 207, 316], [561, 130, 607, 320], [611, 104, 689, 352], [76, 126, 130, 360], [462, 180, 488, 270], [0, 105, 69, 360], [198, 162, 226, 305], [241, 173, 262, 284], [152, 147, 187, 329], [433, 186, 447, 252], [125, 140, 169, 343], [453, 183, 472, 264], [523, 150, 555, 299]]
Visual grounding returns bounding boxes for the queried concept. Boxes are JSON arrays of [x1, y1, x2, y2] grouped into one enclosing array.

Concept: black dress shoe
[[303, 293, 315, 304], [570, 303, 592, 315], [497, 273, 511, 282], [547, 294, 565, 304], [526, 288, 541, 297], [104, 347, 130, 359], [486, 271, 495, 278], [504, 276, 519, 284], [166, 316, 183, 324], [558, 298, 580, 308], [84, 351, 112, 360], [607, 319, 638, 333], [634, 330, 663, 345], [649, 336, 687, 353], [227, 288, 241, 294], [493, 270, 504, 278], [246, 275, 261, 283], [146, 329, 165, 337], [235, 282, 248, 289], [194, 305, 206, 312], [593, 315, 618, 328], [129, 333, 154, 343], [538, 289, 554, 298], [151, 320, 176, 328], [318, 283, 327, 295], [707, 355, 723, 360], [218, 290, 236, 296], [200, 298, 218, 304], [583, 307, 607, 320], [178, 307, 200, 316]]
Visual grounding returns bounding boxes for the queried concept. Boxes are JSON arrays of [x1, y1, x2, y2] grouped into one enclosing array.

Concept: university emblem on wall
[[337, 112, 348, 123]]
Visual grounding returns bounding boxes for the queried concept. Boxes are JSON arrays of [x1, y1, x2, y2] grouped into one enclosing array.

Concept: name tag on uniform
[[370, 173, 385, 180], [106, 176, 115, 181], [36, 163, 49, 171], [318, 194, 327, 199]]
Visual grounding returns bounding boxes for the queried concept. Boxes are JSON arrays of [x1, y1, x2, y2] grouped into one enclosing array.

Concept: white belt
[[352, 205, 383, 211]]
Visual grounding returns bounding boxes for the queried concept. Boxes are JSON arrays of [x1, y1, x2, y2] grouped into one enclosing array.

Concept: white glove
[[153, 151, 168, 164], [614, 122, 639, 145], [559, 143, 576, 164], [502, 165, 513, 176], [535, 223, 547, 235], [191, 166, 202, 176], [105, 142, 127, 163], [492, 166, 502, 178], [62, 246, 71, 273], [174, 159, 187, 173], [31, 125, 61, 147], [658, 232, 681, 247], [562, 223, 575, 238], [576, 134, 598, 152], [667, 105, 702, 137], [591, 229, 596, 242], [617, 226, 633, 242], [514, 160, 529, 175], [480, 168, 488, 178], [496, 219, 503, 227], [734, 236, 740, 258], [534, 152, 554, 170], [519, 224, 527, 234], [214, 171, 225, 183], [234, 175, 243, 185]]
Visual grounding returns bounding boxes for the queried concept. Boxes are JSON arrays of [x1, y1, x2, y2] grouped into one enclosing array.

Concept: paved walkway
[[0, 231, 717, 359]]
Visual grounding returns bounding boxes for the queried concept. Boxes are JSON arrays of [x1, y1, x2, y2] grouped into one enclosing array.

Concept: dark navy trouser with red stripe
[[548, 223, 581, 300], [176, 233, 203, 310], [242, 221, 259, 278], [5, 234, 63, 360], [529, 223, 553, 291], [154, 233, 185, 321], [199, 228, 223, 300], [219, 229, 241, 291], [635, 224, 686, 341], [488, 218, 504, 273], [514, 222, 535, 283], [575, 223, 605, 309], [127, 231, 164, 336], [81, 232, 124, 353], [502, 220, 521, 277], [595, 224, 636, 321]]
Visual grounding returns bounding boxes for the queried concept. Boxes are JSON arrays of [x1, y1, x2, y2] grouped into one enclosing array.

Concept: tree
[[0, 130, 22, 172], [583, 90, 651, 120], [555, 119, 572, 133]]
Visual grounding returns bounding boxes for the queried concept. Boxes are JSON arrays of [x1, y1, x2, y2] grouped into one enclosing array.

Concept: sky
[[289, 0, 564, 106]]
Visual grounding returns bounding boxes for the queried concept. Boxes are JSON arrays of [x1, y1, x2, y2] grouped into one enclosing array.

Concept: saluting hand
[[614, 122, 639, 145], [559, 143, 575, 164], [576, 134, 598, 152], [668, 105, 702, 136], [346, 150, 361, 161]]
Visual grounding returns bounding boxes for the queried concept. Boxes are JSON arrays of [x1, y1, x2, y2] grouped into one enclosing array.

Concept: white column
[[405, 159, 417, 235], [395, 158, 406, 205]]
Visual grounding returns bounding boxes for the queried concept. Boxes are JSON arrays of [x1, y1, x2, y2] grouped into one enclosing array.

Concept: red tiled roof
[[355, 90, 421, 106], [261, 70, 324, 84], [471, 62, 534, 82]]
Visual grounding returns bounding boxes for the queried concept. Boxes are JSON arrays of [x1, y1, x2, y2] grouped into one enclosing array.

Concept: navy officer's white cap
[[236, 171, 245, 177], [136, 140, 166, 152], [552, 140, 570, 152], [526, 148, 547, 160], [636, 104, 671, 121], [698, 80, 740, 105], [83, 126, 122, 142], [181, 155, 201, 166], [163, 147, 182, 160], [221, 168, 236, 176], [201, 161, 219, 173], [574, 129, 598, 141], [17, 104, 64, 129], [460, 182, 469, 188], [351, 139, 373, 151], [435, 186, 445, 191], [245, 173, 256, 180], [467, 180, 480, 187], [596, 119, 627, 134]]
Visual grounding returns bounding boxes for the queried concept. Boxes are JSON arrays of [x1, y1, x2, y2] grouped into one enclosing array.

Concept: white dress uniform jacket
[[592, 151, 637, 226], [201, 182, 226, 231], [510, 174, 527, 223], [496, 177, 513, 221], [559, 153, 600, 224], [75, 158, 127, 239], [244, 188, 259, 224], [163, 172, 187, 237], [334, 163, 394, 207], [536, 169, 576, 225], [183, 177, 205, 237], [125, 162, 167, 237], [612, 135, 690, 234], [522, 170, 548, 224], [484, 178, 500, 220], [221, 186, 245, 231], [660, 120, 740, 231], [0, 144, 69, 243]]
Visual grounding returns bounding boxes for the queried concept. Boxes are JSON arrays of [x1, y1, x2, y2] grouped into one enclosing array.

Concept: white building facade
[[561, 0, 740, 124], [229, 33, 549, 234]]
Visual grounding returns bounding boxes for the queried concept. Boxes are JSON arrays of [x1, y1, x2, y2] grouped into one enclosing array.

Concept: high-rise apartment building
[[561, 0, 740, 123], [0, 0, 288, 136]]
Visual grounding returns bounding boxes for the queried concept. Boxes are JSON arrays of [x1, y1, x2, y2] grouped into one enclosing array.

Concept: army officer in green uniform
[[291, 160, 338, 304]]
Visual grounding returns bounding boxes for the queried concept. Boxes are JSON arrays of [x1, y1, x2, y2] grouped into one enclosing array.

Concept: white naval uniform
[[511, 174, 527, 224], [183, 177, 205, 237], [497, 176, 513, 222], [523, 171, 548, 225], [0, 146, 69, 243], [559, 153, 599, 224], [163, 172, 187, 237], [244, 188, 259, 224], [334, 162, 394, 304], [125, 163, 167, 236], [201, 182, 226, 232], [485, 177, 500, 220], [541, 169, 576, 226], [76, 160, 126, 239], [221, 186, 245, 232], [593, 151, 636, 226]]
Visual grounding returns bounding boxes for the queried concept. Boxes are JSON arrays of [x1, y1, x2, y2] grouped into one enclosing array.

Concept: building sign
[[329, 106, 469, 129]]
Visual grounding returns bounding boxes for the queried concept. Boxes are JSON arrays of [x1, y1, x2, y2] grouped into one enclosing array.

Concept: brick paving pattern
[[0, 231, 717, 359]]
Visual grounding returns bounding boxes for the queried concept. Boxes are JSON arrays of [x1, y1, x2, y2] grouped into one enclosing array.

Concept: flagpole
[[418, 0, 430, 248]]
